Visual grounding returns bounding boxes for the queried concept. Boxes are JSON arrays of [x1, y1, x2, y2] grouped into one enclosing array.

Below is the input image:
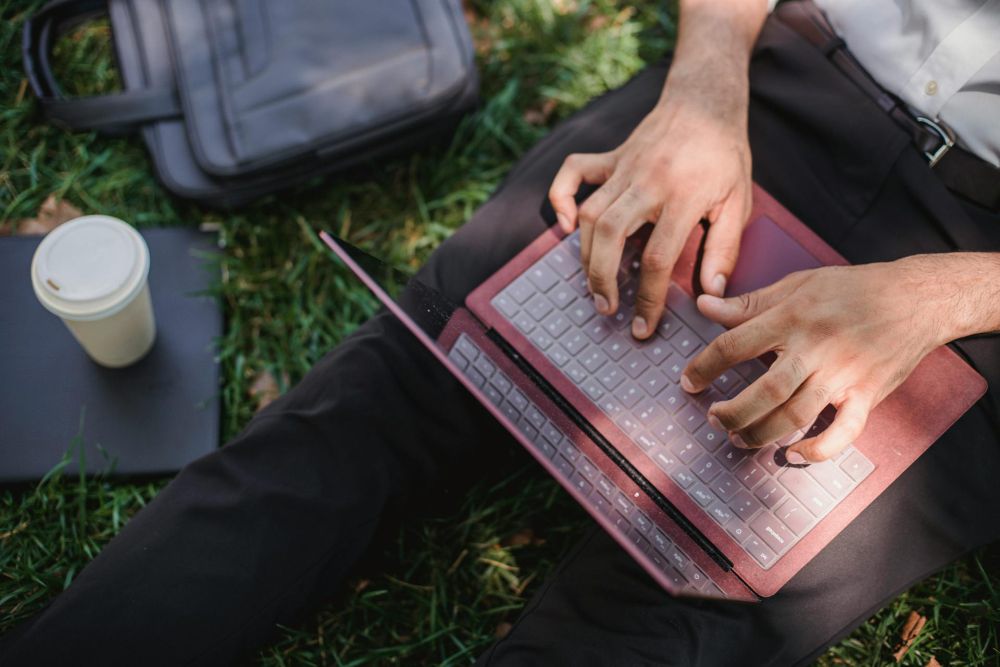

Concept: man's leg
[[477, 17, 1000, 667], [0, 65, 672, 667]]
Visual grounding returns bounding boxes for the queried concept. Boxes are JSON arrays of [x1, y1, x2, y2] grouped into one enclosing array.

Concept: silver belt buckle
[[916, 116, 955, 167]]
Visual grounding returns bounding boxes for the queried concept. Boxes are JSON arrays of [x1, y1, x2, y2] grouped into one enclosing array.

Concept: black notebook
[[0, 228, 222, 482]]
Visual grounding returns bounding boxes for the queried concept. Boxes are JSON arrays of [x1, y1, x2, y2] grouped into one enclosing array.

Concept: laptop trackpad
[[726, 215, 824, 296]]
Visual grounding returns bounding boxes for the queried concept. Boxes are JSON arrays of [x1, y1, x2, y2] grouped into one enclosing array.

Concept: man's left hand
[[680, 256, 961, 463]]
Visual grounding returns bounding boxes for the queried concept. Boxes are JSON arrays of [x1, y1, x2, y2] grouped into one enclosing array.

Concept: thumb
[[696, 270, 809, 328], [699, 200, 746, 297]]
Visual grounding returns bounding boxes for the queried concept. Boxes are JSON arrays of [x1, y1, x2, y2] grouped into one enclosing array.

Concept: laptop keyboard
[[448, 333, 725, 597], [488, 230, 875, 569]]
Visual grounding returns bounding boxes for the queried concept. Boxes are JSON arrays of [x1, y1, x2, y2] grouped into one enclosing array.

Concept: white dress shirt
[[769, 0, 1000, 167]]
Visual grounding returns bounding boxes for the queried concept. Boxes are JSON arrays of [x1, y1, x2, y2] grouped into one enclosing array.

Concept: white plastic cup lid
[[31, 215, 150, 321]]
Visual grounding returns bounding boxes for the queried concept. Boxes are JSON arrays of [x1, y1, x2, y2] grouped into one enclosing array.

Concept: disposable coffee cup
[[31, 215, 156, 368]]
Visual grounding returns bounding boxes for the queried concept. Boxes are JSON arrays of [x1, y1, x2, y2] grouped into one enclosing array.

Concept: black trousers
[[3, 17, 999, 667]]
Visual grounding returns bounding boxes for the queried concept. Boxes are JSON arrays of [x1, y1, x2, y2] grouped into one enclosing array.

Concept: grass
[[0, 0, 997, 664]]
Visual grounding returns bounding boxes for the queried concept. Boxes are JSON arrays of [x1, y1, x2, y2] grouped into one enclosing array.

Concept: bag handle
[[22, 0, 182, 134]]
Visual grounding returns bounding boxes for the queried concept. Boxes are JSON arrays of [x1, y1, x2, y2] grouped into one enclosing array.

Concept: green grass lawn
[[1, 1, 998, 664]]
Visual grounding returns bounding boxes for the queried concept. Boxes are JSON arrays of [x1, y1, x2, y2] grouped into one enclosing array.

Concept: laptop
[[320, 184, 986, 601]]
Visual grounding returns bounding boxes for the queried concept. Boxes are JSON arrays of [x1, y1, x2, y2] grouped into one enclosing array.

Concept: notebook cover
[[0, 228, 222, 482]]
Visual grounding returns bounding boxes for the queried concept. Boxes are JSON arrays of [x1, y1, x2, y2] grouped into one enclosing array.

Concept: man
[[3, 0, 998, 665]]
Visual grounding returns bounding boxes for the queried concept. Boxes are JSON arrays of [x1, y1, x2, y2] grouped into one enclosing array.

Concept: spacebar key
[[667, 285, 726, 342]]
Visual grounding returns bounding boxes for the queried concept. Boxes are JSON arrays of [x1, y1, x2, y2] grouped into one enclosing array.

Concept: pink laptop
[[320, 184, 985, 601]]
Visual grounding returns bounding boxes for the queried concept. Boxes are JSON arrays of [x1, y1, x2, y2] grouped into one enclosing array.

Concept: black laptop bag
[[23, 0, 479, 207]]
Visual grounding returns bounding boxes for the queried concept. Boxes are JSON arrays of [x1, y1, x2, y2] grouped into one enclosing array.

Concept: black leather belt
[[776, 0, 1000, 212]]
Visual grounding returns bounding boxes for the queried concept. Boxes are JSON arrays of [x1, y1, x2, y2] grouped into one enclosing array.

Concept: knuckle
[[641, 248, 673, 273], [759, 377, 787, 403], [785, 354, 808, 383], [811, 383, 831, 406], [563, 153, 584, 169], [578, 202, 598, 226], [714, 331, 741, 363], [595, 216, 620, 239], [785, 403, 814, 430]]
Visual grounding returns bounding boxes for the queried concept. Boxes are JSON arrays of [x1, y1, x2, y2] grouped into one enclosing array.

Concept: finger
[[549, 152, 616, 233], [681, 314, 781, 392], [731, 377, 831, 449], [578, 175, 627, 280], [587, 186, 656, 315], [699, 193, 749, 297], [695, 270, 810, 329], [632, 197, 702, 339], [708, 352, 811, 446], [786, 394, 871, 463]]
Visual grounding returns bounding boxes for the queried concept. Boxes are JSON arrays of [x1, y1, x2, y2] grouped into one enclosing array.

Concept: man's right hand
[[547, 0, 767, 340]]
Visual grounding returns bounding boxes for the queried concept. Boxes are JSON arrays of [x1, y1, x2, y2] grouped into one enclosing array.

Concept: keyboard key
[[750, 513, 795, 553], [753, 479, 787, 509], [492, 293, 520, 317], [467, 368, 486, 388], [614, 382, 643, 408], [712, 371, 740, 395], [529, 328, 554, 350], [564, 361, 588, 384], [613, 492, 634, 518], [663, 358, 686, 383], [694, 422, 725, 452], [689, 484, 716, 507], [491, 372, 512, 395], [634, 398, 665, 426], [621, 350, 648, 379], [657, 310, 685, 339], [570, 472, 593, 496], [671, 438, 700, 464], [725, 516, 751, 542], [734, 358, 766, 383], [780, 468, 835, 517], [517, 417, 538, 441], [734, 458, 766, 489], [545, 247, 579, 279], [676, 404, 706, 433], [693, 453, 722, 483], [598, 366, 625, 391], [659, 385, 689, 414], [610, 308, 632, 330], [666, 545, 689, 571], [614, 412, 642, 436], [668, 326, 701, 358], [755, 445, 782, 476], [729, 489, 763, 522], [711, 473, 741, 502], [651, 447, 679, 473], [554, 455, 574, 478], [526, 262, 560, 292], [595, 475, 616, 499], [549, 285, 576, 310], [500, 401, 520, 424], [542, 312, 572, 338], [591, 494, 613, 516], [652, 416, 683, 445], [546, 344, 571, 367], [579, 457, 600, 482], [723, 378, 748, 398], [560, 330, 589, 355], [569, 271, 589, 296], [525, 294, 554, 321], [708, 501, 735, 526], [537, 438, 557, 459], [671, 468, 697, 489], [807, 460, 854, 499], [651, 529, 672, 554], [667, 284, 726, 342], [662, 567, 687, 588], [601, 334, 630, 361], [473, 355, 496, 379], [508, 389, 529, 412], [455, 335, 479, 360], [513, 312, 535, 333], [580, 347, 609, 373], [581, 378, 605, 401], [567, 300, 597, 326], [484, 384, 504, 406], [840, 451, 875, 482], [628, 527, 652, 553], [743, 535, 777, 568], [613, 512, 630, 531], [584, 319, 613, 343], [506, 278, 535, 304], [559, 438, 580, 462], [641, 338, 673, 365], [598, 396, 624, 417], [634, 431, 661, 451], [633, 512, 653, 535], [448, 347, 469, 371], [638, 368, 670, 397], [716, 442, 749, 471], [775, 498, 813, 535]]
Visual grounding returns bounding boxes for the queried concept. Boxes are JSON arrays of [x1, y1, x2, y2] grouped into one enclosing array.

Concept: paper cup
[[31, 215, 156, 368]]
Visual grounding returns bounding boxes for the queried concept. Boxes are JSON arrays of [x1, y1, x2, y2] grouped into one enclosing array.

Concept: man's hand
[[680, 254, 1000, 464], [548, 0, 766, 340]]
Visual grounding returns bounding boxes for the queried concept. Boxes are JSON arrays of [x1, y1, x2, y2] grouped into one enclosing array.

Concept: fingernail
[[730, 432, 749, 449], [711, 274, 726, 296], [556, 212, 571, 230], [680, 375, 696, 393], [594, 293, 609, 314], [632, 316, 648, 337], [707, 412, 723, 431], [785, 450, 808, 465]]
